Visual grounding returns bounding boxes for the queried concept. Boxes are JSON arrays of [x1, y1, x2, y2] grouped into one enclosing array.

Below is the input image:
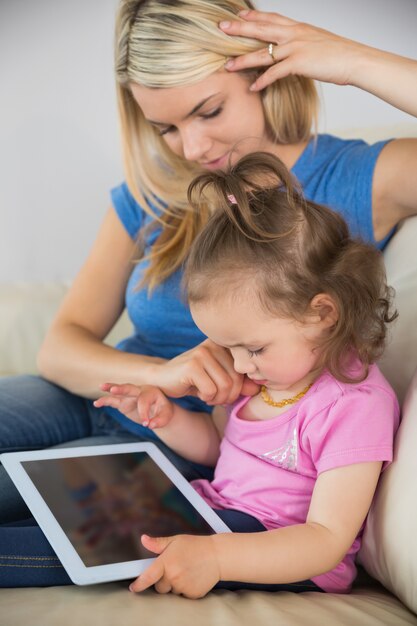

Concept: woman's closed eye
[[158, 125, 176, 136], [200, 106, 223, 120], [157, 107, 223, 136]]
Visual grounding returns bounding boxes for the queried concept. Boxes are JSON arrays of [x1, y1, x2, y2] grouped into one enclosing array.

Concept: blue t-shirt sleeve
[[293, 135, 393, 248], [321, 139, 389, 246], [110, 182, 145, 240]]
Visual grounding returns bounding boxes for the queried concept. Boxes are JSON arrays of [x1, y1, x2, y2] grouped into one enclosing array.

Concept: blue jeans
[[0, 376, 321, 592], [0, 376, 213, 524]]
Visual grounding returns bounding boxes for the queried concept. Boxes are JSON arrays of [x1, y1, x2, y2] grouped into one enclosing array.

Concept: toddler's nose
[[233, 353, 257, 376]]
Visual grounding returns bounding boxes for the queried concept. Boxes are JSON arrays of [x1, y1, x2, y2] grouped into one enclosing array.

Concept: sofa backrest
[[358, 217, 417, 615]]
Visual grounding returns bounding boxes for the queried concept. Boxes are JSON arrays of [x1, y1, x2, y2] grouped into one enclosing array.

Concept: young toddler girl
[[95, 152, 400, 598]]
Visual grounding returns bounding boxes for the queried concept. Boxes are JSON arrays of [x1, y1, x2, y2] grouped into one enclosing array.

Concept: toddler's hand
[[129, 534, 220, 598], [94, 383, 174, 429]]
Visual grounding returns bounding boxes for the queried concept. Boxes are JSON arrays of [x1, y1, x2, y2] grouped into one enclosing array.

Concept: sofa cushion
[[357, 216, 417, 615], [378, 216, 417, 403], [1, 582, 416, 626], [359, 367, 417, 615]]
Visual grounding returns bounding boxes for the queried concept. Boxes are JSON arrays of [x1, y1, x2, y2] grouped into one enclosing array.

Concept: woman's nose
[[181, 126, 212, 163]]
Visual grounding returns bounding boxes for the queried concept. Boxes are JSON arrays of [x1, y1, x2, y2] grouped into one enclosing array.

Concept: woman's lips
[[201, 152, 230, 170]]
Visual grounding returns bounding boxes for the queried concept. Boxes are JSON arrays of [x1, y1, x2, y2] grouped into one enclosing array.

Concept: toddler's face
[[190, 295, 328, 393]]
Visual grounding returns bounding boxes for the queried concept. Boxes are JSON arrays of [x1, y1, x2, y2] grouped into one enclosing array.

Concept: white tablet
[[1, 442, 230, 585]]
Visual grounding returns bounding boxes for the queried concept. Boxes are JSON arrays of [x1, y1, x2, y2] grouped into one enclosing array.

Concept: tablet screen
[[22, 451, 214, 567]]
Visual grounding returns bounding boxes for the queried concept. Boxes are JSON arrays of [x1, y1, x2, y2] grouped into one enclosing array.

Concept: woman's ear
[[309, 293, 339, 328]]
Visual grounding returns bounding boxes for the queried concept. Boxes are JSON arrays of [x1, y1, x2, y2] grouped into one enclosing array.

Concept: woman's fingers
[[241, 376, 261, 397], [184, 359, 235, 404], [190, 344, 243, 404], [162, 340, 243, 405], [238, 9, 296, 27], [225, 40, 292, 72], [225, 46, 276, 70], [220, 18, 287, 45], [219, 12, 298, 82], [249, 58, 294, 91], [224, 45, 294, 92]]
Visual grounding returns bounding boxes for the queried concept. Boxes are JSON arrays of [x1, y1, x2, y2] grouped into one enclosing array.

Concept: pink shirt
[[192, 363, 399, 593]]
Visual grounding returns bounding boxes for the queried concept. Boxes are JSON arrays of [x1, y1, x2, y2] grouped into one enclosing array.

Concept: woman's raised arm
[[220, 9, 417, 117]]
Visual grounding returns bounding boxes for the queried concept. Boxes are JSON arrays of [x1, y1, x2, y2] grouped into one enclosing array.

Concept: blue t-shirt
[[292, 134, 391, 246], [109, 134, 391, 425]]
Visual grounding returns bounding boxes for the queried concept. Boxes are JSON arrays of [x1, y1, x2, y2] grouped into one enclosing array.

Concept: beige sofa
[[2, 130, 417, 625]]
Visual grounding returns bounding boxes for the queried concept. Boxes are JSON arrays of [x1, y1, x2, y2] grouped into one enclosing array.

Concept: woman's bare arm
[[37, 207, 163, 398]]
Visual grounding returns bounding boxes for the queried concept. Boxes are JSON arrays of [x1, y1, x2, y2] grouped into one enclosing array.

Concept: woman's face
[[130, 71, 276, 170]]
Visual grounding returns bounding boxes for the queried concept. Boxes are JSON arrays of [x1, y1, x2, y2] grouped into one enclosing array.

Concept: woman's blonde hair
[[184, 152, 397, 383], [115, 0, 318, 289]]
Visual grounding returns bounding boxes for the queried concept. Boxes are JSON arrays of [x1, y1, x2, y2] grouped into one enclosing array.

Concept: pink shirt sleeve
[[301, 383, 400, 475]]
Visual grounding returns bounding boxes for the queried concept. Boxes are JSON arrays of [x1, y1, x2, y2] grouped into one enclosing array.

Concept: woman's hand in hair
[[151, 339, 259, 405], [220, 9, 361, 91], [220, 9, 417, 117]]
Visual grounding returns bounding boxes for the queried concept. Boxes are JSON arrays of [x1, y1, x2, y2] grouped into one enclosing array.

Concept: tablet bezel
[[1, 442, 230, 585]]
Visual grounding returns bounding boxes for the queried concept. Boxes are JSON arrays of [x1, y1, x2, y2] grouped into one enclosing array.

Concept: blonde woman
[[0, 0, 416, 586]]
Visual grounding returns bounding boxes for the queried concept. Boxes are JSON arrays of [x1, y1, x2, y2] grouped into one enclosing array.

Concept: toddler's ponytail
[[187, 152, 305, 243]]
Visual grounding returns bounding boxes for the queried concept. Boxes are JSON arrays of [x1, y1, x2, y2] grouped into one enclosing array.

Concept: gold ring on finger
[[268, 42, 276, 61]]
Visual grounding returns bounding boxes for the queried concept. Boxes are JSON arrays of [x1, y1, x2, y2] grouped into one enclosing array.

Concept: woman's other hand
[[152, 339, 260, 405], [220, 9, 363, 92]]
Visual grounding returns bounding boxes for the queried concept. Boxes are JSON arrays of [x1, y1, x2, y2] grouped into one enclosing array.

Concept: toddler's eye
[[248, 348, 263, 358]]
